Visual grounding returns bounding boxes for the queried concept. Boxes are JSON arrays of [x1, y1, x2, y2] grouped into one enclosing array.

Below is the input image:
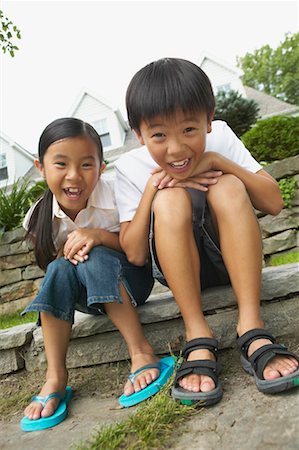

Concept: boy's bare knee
[[153, 188, 192, 224], [208, 174, 248, 209]]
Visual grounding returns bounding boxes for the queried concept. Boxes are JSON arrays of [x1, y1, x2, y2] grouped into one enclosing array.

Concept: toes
[[24, 402, 43, 420], [41, 399, 59, 418], [124, 368, 159, 396], [264, 356, 299, 380], [179, 374, 215, 393]]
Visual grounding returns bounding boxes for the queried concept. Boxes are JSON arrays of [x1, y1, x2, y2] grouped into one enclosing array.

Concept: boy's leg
[[207, 174, 298, 379], [104, 284, 160, 396], [153, 187, 216, 393]]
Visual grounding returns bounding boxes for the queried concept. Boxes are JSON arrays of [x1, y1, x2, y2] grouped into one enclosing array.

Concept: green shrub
[[242, 115, 299, 162], [214, 89, 260, 137], [278, 176, 297, 208], [0, 178, 47, 232]]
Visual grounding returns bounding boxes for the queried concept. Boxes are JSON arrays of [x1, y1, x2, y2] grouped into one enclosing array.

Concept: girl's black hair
[[27, 117, 103, 270], [126, 57, 215, 133]]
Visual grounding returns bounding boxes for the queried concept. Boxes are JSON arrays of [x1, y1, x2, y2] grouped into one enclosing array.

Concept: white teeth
[[67, 188, 80, 193], [170, 159, 189, 167]]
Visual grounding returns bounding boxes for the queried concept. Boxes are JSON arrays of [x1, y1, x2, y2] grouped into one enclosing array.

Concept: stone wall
[[0, 155, 298, 316]]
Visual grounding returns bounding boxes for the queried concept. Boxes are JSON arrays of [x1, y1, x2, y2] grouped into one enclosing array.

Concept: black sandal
[[237, 328, 299, 394], [172, 337, 223, 406]]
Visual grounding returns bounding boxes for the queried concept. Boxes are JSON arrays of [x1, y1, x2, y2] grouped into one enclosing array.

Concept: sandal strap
[[237, 328, 276, 358], [174, 360, 219, 386], [128, 362, 160, 384], [249, 343, 298, 380], [31, 391, 65, 407], [182, 338, 219, 360]]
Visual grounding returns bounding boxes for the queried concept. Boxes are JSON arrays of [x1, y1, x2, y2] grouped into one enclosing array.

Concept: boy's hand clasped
[[151, 166, 223, 191]]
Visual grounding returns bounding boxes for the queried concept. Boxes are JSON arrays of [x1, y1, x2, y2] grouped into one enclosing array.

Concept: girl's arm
[[63, 228, 121, 264]]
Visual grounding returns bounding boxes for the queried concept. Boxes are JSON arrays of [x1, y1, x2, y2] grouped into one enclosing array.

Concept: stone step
[[0, 263, 298, 374]]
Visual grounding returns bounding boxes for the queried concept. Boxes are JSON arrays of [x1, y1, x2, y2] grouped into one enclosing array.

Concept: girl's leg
[[153, 188, 216, 393], [104, 284, 159, 396], [76, 246, 157, 395], [24, 313, 71, 420], [207, 174, 298, 379], [23, 258, 81, 419]]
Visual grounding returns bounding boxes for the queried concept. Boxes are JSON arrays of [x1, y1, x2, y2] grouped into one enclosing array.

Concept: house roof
[[244, 86, 298, 119], [197, 51, 243, 77], [0, 131, 35, 161], [68, 88, 129, 131]]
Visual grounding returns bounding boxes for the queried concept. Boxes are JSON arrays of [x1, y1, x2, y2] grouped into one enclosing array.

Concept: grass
[[0, 310, 37, 329], [75, 377, 200, 450], [269, 251, 299, 266]]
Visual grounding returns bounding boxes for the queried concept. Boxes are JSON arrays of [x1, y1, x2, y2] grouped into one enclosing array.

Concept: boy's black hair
[[26, 117, 103, 270], [126, 57, 215, 133]]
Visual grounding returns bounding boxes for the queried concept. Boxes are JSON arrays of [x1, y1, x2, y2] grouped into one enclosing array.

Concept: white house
[[198, 51, 298, 118], [198, 51, 246, 96], [68, 89, 129, 152], [0, 131, 35, 189], [2, 54, 297, 186]]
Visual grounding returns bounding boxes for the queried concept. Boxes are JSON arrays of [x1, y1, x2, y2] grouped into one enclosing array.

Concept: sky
[[1, 0, 298, 154]]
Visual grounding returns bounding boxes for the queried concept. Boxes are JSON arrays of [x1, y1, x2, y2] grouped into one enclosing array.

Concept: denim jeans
[[149, 189, 230, 290], [22, 246, 154, 324]]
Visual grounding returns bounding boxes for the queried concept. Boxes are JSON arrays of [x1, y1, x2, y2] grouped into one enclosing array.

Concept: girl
[[21, 118, 174, 431]]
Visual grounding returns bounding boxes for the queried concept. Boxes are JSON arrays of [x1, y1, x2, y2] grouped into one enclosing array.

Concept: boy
[[114, 57, 299, 405]]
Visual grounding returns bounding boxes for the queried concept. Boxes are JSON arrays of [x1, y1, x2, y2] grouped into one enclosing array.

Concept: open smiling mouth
[[63, 188, 82, 199], [168, 158, 191, 170]]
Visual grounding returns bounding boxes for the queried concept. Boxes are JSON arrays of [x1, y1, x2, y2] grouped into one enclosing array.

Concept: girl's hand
[[63, 228, 101, 264]]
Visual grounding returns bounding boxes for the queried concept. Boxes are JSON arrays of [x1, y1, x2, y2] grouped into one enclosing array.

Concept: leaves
[[0, 9, 21, 57], [0, 178, 47, 232], [214, 90, 260, 137], [237, 32, 299, 105]]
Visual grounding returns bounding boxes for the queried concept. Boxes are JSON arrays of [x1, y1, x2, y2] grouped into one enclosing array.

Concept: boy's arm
[[177, 152, 283, 216], [119, 168, 174, 266]]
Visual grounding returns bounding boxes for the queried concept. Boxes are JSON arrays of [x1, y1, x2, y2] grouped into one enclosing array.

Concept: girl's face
[[35, 136, 103, 221]]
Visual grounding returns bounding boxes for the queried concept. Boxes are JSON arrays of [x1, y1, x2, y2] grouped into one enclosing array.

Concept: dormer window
[[93, 118, 112, 148], [0, 153, 8, 181]]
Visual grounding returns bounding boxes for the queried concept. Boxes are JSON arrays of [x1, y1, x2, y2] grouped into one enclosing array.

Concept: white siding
[[0, 136, 34, 188], [71, 93, 125, 150], [200, 59, 246, 97]]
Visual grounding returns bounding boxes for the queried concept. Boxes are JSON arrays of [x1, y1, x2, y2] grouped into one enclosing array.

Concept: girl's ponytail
[[26, 189, 56, 270]]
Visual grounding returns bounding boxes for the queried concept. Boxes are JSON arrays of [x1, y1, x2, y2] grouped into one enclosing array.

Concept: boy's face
[[134, 109, 212, 180]]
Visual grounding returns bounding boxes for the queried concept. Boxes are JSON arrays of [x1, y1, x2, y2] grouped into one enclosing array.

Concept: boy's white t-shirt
[[23, 174, 120, 252], [114, 121, 262, 223]]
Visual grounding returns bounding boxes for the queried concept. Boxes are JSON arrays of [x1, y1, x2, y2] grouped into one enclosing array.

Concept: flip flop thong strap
[[128, 362, 160, 384], [31, 391, 65, 407]]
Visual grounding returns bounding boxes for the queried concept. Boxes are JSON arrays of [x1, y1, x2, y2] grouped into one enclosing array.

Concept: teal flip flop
[[21, 386, 73, 432], [119, 356, 176, 408]]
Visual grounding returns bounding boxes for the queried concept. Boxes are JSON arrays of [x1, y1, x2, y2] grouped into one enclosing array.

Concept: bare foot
[[24, 371, 68, 420], [123, 353, 160, 396], [178, 348, 216, 393], [248, 339, 299, 380]]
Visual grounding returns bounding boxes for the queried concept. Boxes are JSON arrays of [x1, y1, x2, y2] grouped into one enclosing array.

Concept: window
[[92, 119, 112, 148], [0, 153, 8, 181], [216, 83, 231, 93]]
